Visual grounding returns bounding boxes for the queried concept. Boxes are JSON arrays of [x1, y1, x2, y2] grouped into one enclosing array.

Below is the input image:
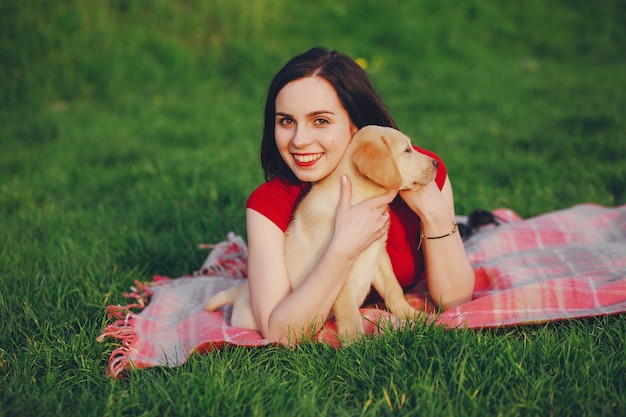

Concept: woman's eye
[[277, 117, 294, 126], [314, 118, 329, 126]]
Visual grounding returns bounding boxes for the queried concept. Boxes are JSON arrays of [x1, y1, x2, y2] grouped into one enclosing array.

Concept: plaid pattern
[[98, 204, 626, 378]]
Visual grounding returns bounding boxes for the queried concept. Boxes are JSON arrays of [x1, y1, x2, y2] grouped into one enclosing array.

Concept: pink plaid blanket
[[98, 203, 626, 378]]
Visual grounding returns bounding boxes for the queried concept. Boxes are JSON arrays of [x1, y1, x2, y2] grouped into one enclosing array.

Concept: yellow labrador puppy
[[205, 125, 438, 341]]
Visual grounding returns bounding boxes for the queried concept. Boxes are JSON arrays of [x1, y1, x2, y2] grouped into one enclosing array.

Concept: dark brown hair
[[261, 47, 397, 181]]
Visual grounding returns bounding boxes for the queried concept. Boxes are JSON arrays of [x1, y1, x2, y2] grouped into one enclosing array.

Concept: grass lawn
[[1, 1, 625, 416]]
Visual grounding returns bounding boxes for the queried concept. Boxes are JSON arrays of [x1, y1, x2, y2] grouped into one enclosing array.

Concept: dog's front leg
[[205, 282, 259, 330], [333, 280, 365, 343], [373, 252, 420, 321]]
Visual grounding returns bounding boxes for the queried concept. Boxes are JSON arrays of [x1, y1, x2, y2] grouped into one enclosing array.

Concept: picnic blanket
[[98, 203, 626, 378]]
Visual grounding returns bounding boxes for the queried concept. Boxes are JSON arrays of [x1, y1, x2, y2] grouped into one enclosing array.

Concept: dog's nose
[[432, 159, 439, 169]]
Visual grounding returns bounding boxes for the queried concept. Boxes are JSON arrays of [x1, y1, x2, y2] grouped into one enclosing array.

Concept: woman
[[246, 47, 474, 344]]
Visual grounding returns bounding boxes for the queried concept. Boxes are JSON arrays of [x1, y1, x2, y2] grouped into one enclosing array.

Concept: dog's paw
[[336, 317, 365, 345]]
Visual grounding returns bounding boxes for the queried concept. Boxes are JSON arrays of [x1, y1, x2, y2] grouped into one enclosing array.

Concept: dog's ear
[[352, 133, 402, 189]]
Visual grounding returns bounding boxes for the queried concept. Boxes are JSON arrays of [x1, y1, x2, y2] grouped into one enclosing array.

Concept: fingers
[[338, 175, 352, 212], [399, 181, 448, 219], [379, 211, 391, 234], [339, 176, 397, 214], [334, 176, 394, 254], [364, 188, 398, 209], [364, 190, 397, 218]]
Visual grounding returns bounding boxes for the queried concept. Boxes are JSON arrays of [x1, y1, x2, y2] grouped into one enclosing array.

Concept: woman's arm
[[247, 176, 396, 344], [399, 175, 474, 310]]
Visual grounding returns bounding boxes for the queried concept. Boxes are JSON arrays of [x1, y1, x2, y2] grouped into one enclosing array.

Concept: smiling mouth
[[293, 153, 323, 166]]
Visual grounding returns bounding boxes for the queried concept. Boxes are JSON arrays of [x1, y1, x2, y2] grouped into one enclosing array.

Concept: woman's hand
[[399, 181, 452, 225], [332, 176, 397, 259]]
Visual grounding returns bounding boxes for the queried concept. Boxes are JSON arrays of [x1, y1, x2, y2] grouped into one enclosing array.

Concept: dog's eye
[[404, 146, 412, 153]]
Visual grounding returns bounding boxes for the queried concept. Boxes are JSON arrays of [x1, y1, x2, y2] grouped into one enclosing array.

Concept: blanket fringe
[[97, 313, 139, 378], [97, 280, 151, 378], [98, 233, 248, 378], [100, 279, 153, 320], [194, 232, 248, 278], [106, 347, 133, 379]]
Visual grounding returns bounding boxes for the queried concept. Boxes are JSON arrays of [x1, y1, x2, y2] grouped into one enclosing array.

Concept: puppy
[[205, 125, 438, 341]]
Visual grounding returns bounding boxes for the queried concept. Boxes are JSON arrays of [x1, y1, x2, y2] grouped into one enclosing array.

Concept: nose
[[432, 158, 439, 170], [291, 126, 313, 148]]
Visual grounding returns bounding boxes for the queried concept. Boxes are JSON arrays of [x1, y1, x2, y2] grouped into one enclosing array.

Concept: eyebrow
[[275, 110, 336, 118]]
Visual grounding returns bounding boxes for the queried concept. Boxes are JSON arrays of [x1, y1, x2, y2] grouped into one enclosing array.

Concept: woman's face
[[274, 76, 357, 183]]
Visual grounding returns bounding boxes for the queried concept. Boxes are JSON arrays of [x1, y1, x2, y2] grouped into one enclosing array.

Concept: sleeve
[[414, 145, 447, 190], [246, 177, 310, 232]]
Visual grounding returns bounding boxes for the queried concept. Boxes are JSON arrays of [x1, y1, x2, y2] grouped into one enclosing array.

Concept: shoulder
[[413, 145, 447, 190], [247, 176, 310, 205], [246, 177, 311, 232]]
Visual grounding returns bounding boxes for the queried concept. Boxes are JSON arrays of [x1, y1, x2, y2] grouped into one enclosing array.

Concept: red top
[[246, 146, 447, 288]]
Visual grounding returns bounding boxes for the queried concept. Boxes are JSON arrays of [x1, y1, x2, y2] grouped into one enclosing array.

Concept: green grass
[[2, 0, 625, 416]]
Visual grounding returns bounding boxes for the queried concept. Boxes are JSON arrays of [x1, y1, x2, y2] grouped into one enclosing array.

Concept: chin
[[294, 172, 322, 183], [290, 166, 324, 183]]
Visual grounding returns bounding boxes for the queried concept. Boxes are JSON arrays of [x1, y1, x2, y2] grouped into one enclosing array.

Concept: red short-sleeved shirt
[[246, 146, 447, 288]]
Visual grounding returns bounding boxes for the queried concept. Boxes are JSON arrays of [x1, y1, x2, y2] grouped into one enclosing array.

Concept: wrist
[[420, 211, 455, 235], [417, 219, 459, 251], [327, 238, 359, 264], [422, 222, 458, 239]]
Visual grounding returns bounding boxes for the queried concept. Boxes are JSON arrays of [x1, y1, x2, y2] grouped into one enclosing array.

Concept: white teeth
[[294, 153, 323, 163]]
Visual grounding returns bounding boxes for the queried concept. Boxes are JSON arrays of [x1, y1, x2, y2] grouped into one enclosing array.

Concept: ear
[[352, 133, 402, 189]]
